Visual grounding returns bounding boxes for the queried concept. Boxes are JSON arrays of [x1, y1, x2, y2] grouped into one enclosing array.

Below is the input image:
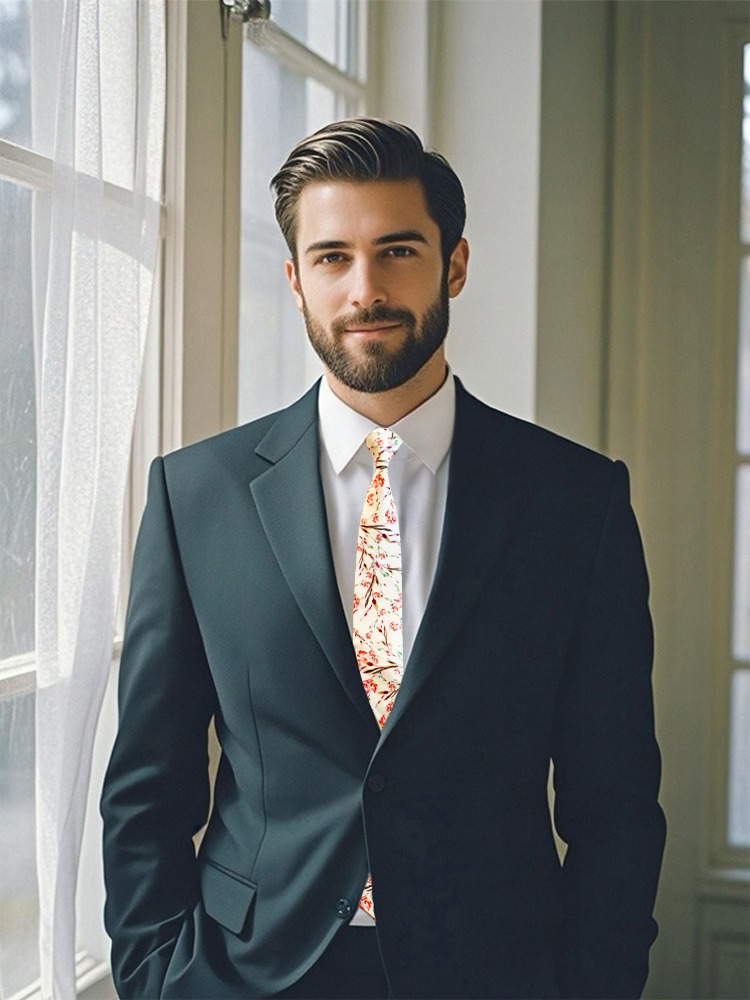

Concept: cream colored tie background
[[353, 427, 403, 918]]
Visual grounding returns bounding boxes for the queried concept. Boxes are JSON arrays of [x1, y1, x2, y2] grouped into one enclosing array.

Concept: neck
[[325, 350, 448, 425]]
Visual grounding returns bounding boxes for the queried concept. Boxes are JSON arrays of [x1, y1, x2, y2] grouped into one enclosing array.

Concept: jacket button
[[336, 898, 353, 919], [368, 773, 386, 793]]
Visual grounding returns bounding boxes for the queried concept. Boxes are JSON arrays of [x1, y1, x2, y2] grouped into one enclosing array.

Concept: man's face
[[285, 179, 468, 394]]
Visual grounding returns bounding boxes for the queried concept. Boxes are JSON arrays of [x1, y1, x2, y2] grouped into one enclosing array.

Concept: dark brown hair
[[271, 118, 466, 263]]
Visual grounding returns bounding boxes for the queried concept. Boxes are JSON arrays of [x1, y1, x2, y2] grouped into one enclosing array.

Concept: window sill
[[8, 953, 111, 1000], [0, 652, 35, 695]]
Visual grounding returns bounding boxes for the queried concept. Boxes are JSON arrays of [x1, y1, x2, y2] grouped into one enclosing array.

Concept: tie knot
[[365, 427, 401, 468]]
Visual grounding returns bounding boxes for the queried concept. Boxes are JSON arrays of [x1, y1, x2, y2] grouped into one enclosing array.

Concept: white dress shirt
[[318, 372, 455, 670]]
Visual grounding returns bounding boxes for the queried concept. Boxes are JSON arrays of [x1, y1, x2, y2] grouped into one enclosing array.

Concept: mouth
[[344, 322, 403, 336]]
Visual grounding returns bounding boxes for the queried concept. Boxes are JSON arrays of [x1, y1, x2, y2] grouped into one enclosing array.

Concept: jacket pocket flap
[[200, 858, 257, 934]]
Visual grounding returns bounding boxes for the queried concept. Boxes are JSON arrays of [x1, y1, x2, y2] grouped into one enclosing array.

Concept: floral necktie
[[353, 427, 403, 919]]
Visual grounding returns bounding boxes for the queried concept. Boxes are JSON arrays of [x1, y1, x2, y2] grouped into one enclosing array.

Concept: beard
[[301, 281, 450, 394]]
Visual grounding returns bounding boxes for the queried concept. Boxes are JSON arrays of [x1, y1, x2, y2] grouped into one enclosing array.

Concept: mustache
[[330, 305, 416, 336]]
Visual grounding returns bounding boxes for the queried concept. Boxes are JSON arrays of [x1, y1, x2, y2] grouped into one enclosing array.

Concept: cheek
[[412, 278, 443, 313], [303, 278, 348, 318]]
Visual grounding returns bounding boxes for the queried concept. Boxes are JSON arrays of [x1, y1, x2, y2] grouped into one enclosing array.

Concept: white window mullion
[[249, 19, 365, 102], [0, 139, 52, 189]]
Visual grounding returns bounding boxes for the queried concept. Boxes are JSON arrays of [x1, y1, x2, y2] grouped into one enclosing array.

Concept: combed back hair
[[271, 118, 466, 263]]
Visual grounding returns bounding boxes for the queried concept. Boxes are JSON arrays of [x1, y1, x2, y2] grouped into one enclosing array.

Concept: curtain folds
[[32, 2, 165, 996]]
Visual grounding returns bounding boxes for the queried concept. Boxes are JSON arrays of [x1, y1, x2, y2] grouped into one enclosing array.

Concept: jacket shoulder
[[160, 382, 320, 485], [456, 382, 617, 479]]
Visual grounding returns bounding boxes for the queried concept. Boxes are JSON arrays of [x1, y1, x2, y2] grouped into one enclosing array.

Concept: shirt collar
[[318, 370, 456, 475]]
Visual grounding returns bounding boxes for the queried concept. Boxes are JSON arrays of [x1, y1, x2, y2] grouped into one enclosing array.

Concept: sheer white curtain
[[31, 2, 165, 997]]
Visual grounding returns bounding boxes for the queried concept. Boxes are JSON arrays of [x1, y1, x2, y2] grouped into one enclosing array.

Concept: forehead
[[294, 178, 438, 249]]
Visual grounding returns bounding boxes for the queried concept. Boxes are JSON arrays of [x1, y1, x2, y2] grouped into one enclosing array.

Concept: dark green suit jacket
[[100, 379, 665, 999]]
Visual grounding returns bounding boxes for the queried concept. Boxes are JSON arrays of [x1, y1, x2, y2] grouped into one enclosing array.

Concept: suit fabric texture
[[100, 379, 666, 1000]]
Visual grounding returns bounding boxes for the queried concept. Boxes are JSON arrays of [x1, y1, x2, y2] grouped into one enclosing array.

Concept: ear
[[446, 238, 469, 299], [285, 259, 305, 312]]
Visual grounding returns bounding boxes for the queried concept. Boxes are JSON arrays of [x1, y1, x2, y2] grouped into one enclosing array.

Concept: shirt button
[[368, 773, 386, 792], [336, 898, 353, 919]]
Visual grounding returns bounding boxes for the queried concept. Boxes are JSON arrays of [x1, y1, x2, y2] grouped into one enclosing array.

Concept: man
[[101, 119, 666, 1000]]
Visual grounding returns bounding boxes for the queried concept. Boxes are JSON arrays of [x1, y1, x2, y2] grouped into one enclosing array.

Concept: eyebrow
[[303, 230, 430, 255], [373, 230, 429, 246]]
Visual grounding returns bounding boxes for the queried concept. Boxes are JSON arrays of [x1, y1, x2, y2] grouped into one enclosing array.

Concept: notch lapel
[[250, 385, 377, 730]]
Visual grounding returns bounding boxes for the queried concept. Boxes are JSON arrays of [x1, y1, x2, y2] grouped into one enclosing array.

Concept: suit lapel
[[380, 382, 535, 741], [250, 380, 534, 741], [250, 384, 377, 730]]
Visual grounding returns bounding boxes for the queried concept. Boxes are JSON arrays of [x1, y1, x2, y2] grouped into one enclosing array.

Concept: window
[[237, 0, 367, 422]]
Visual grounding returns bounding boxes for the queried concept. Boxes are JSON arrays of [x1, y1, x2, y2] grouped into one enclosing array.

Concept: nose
[[348, 259, 387, 310]]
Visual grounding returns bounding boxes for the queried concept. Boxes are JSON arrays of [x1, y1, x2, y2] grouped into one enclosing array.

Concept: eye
[[315, 252, 348, 266], [383, 245, 416, 258]]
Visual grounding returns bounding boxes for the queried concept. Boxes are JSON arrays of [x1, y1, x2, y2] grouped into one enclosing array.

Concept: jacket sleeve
[[551, 460, 666, 999], [100, 457, 218, 999]]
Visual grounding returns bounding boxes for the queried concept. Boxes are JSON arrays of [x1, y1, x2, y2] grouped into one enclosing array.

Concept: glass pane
[[0, 0, 64, 157], [733, 465, 750, 662], [0, 688, 39, 995], [739, 256, 750, 455], [237, 41, 356, 423], [742, 44, 750, 243], [99, 0, 137, 190], [0, 1, 135, 178], [0, 0, 32, 148], [0, 179, 36, 662], [271, 0, 358, 76], [728, 669, 750, 847]]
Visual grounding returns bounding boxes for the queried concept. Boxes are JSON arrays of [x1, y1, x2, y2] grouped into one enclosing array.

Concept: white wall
[[433, 1, 542, 421]]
